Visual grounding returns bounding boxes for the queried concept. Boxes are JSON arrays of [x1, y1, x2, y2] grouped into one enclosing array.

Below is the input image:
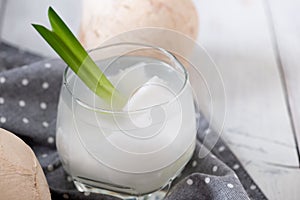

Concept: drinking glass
[[56, 43, 197, 200]]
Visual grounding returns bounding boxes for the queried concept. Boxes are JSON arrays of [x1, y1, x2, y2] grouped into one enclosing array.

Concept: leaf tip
[[31, 23, 41, 30], [48, 6, 54, 14], [32, 23, 43, 29]]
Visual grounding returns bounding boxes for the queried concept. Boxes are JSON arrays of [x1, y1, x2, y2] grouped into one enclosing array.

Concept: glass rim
[[63, 42, 189, 114]]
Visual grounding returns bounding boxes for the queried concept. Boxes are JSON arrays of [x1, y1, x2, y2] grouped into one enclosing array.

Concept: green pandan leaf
[[47, 7, 87, 72], [32, 7, 125, 107], [32, 24, 81, 71]]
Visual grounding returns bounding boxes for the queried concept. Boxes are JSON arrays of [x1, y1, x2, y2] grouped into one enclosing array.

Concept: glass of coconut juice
[[56, 43, 197, 199]]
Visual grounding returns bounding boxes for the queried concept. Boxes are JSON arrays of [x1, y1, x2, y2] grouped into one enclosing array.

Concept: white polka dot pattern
[[47, 136, 54, 144], [210, 154, 216, 159], [186, 179, 193, 185], [47, 164, 54, 171], [233, 164, 240, 170], [19, 100, 26, 107], [22, 78, 29, 86], [41, 153, 48, 158], [0, 116, 6, 123], [44, 63, 52, 68], [218, 146, 225, 152], [212, 166, 218, 172], [22, 118, 29, 124], [42, 121, 49, 128], [0, 76, 6, 83], [205, 177, 211, 184], [192, 160, 197, 167], [42, 82, 49, 89], [250, 184, 257, 190], [40, 102, 47, 110]]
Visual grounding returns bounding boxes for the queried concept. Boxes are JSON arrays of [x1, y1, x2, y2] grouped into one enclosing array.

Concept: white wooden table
[[196, 0, 300, 199], [1, 0, 300, 199]]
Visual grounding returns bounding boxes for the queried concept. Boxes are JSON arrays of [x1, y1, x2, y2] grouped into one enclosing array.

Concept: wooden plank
[[194, 0, 299, 199], [263, 1, 300, 198], [244, 162, 300, 200], [0, 0, 7, 38], [266, 0, 300, 165]]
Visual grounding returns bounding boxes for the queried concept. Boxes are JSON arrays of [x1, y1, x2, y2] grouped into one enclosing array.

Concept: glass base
[[73, 178, 171, 200]]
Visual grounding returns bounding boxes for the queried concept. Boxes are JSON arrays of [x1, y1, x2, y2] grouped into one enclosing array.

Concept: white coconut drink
[[56, 45, 197, 199]]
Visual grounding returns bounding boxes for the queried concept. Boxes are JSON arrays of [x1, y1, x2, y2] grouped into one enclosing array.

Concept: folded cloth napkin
[[0, 44, 267, 200]]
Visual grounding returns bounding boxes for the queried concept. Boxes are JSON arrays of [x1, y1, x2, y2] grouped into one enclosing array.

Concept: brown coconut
[[79, 0, 199, 49], [0, 128, 51, 200]]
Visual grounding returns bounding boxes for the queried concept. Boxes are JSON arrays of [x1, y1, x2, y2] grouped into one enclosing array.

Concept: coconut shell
[[0, 128, 51, 200], [79, 0, 199, 49]]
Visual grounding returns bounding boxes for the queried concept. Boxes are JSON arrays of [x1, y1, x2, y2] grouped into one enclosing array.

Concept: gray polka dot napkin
[[0, 43, 267, 200]]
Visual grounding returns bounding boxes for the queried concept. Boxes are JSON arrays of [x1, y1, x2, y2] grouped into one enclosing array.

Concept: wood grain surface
[[197, 0, 300, 199]]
